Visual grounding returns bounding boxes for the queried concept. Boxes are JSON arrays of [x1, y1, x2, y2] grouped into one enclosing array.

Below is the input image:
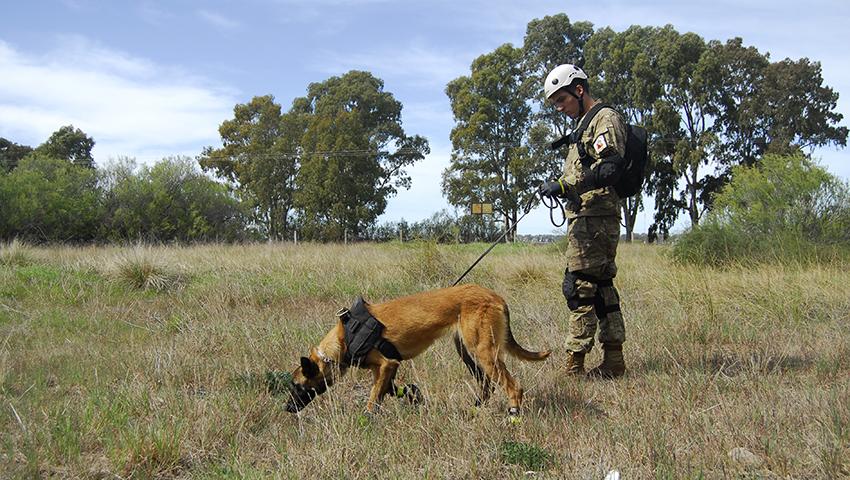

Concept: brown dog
[[285, 283, 551, 416]]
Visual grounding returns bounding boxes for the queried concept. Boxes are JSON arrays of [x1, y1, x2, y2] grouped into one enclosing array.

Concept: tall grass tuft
[[0, 239, 33, 267], [107, 244, 186, 292], [405, 239, 461, 287]]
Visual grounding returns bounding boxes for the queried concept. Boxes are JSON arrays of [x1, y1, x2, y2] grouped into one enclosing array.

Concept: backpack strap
[[573, 103, 610, 165], [550, 102, 611, 159]]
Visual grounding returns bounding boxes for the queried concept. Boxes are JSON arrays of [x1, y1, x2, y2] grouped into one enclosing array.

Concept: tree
[[521, 15, 596, 233], [654, 29, 721, 229], [294, 71, 429, 241], [648, 34, 848, 239], [584, 25, 662, 241], [0, 154, 101, 242], [517, 18, 847, 241], [102, 156, 247, 243], [35, 125, 96, 168], [443, 44, 542, 242], [522, 14, 595, 137], [0, 138, 33, 173], [713, 38, 848, 167], [198, 95, 299, 239]]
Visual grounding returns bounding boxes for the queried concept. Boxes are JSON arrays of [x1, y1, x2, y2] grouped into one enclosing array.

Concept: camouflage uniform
[[559, 102, 627, 354]]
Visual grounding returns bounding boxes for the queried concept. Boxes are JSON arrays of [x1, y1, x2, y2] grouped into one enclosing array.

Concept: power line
[[209, 147, 425, 161]]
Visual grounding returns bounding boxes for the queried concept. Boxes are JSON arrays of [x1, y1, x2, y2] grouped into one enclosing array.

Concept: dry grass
[[0, 240, 848, 479]]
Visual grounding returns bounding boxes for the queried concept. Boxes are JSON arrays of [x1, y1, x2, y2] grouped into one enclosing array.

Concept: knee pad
[[563, 270, 598, 312], [595, 279, 621, 317]]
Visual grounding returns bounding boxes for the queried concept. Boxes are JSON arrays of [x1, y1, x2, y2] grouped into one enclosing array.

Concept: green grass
[[0, 240, 848, 478]]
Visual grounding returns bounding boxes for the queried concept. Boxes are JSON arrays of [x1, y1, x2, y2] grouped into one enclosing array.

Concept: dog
[[285, 283, 551, 416]]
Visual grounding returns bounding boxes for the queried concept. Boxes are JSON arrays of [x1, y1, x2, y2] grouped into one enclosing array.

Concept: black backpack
[[551, 103, 648, 198]]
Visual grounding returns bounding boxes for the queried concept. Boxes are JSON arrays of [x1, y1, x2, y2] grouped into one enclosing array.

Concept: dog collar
[[316, 348, 333, 364]]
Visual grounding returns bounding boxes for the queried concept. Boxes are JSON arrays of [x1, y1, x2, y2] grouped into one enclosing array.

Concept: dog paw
[[507, 407, 522, 423], [397, 384, 424, 404]]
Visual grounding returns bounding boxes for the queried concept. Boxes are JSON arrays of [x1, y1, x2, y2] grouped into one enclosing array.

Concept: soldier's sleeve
[[585, 109, 627, 163], [564, 108, 628, 195]]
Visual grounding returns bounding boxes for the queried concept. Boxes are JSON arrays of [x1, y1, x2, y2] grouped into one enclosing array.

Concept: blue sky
[[2, 0, 848, 235]]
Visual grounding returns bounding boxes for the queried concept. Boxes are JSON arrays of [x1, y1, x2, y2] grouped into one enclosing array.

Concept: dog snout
[[285, 385, 317, 413]]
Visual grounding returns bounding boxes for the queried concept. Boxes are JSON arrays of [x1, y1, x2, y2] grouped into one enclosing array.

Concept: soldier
[[538, 64, 628, 378]]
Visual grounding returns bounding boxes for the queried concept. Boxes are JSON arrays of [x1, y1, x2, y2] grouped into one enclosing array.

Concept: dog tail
[[504, 309, 551, 362]]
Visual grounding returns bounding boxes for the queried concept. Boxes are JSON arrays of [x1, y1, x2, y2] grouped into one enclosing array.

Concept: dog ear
[[300, 356, 320, 377]]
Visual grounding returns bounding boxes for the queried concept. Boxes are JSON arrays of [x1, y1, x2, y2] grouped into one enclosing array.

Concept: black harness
[[337, 295, 402, 367]]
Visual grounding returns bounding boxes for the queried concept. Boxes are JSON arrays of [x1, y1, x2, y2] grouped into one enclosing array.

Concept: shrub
[[0, 154, 102, 242], [101, 156, 248, 243], [672, 153, 850, 266]]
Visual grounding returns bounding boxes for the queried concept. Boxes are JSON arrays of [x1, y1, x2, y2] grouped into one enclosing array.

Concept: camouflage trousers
[[563, 216, 626, 353]]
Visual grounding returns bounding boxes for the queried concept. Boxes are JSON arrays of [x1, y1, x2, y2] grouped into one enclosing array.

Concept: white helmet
[[544, 64, 588, 99]]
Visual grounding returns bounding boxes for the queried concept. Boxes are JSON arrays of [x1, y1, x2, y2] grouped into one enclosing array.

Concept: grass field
[[1, 240, 848, 479]]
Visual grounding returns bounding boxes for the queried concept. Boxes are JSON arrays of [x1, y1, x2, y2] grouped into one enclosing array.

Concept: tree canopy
[[199, 71, 429, 242], [443, 16, 847, 242], [443, 44, 543, 241], [35, 125, 96, 168], [295, 71, 429, 241], [0, 138, 33, 173], [2, 19, 846, 245], [198, 95, 298, 239]]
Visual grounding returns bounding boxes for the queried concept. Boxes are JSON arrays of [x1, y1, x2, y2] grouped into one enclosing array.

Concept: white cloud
[[197, 10, 242, 31], [0, 38, 237, 163], [135, 3, 177, 26], [312, 41, 471, 91]]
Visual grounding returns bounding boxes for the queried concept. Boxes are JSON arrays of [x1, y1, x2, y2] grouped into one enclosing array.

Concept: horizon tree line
[[1, 15, 847, 244]]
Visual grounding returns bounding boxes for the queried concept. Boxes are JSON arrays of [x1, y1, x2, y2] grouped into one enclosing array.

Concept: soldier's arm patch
[[594, 135, 608, 154]]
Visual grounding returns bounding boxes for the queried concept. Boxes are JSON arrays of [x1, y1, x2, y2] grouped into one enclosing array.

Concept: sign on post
[[471, 203, 492, 215]]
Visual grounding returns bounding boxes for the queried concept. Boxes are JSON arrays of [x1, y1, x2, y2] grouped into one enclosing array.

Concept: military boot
[[587, 344, 626, 379], [565, 351, 586, 376]]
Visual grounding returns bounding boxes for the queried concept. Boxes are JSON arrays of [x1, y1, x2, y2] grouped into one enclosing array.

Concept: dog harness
[[337, 295, 402, 367]]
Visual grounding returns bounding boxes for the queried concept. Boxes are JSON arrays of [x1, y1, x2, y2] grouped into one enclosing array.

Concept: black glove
[[538, 180, 566, 198]]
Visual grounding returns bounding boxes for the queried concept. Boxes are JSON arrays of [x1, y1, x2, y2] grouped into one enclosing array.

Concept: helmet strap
[[577, 92, 585, 119], [564, 87, 585, 119]]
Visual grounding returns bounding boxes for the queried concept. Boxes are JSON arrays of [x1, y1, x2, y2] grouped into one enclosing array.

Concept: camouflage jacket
[[560, 101, 627, 218]]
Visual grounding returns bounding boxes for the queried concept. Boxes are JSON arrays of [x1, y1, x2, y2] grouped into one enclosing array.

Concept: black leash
[[541, 194, 567, 228], [452, 193, 554, 287]]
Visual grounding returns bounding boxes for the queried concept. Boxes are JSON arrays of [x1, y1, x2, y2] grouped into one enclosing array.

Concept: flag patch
[[594, 135, 608, 154]]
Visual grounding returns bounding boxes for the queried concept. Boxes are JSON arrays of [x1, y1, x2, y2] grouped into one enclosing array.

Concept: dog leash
[[452, 192, 550, 287]]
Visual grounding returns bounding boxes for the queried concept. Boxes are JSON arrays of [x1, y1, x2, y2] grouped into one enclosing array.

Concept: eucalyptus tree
[[584, 25, 661, 241], [443, 44, 542, 242], [0, 138, 33, 173], [712, 38, 848, 168], [650, 35, 849, 237], [198, 95, 299, 239], [521, 15, 597, 233], [35, 125, 96, 168], [294, 71, 429, 241], [642, 27, 722, 234], [520, 16, 847, 241]]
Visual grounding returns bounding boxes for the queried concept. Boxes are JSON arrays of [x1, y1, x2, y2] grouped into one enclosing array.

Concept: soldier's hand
[[538, 180, 566, 198]]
